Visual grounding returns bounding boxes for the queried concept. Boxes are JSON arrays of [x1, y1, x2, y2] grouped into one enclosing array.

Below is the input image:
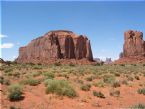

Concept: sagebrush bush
[[85, 76, 93, 81], [103, 75, 115, 84], [8, 84, 23, 101], [81, 84, 91, 91], [134, 75, 140, 80], [54, 61, 61, 66], [111, 81, 121, 88], [137, 88, 145, 95], [44, 79, 52, 86], [121, 80, 128, 85], [21, 78, 40, 86], [43, 72, 55, 79], [131, 104, 145, 109], [93, 91, 105, 98], [10, 106, 21, 109], [0, 76, 4, 84], [110, 90, 120, 97], [4, 68, 13, 73], [93, 81, 105, 87], [33, 65, 43, 69], [45, 79, 77, 98]]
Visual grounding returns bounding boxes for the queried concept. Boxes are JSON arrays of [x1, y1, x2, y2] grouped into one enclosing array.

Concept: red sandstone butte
[[115, 30, 145, 64], [16, 30, 93, 64], [123, 30, 145, 57]]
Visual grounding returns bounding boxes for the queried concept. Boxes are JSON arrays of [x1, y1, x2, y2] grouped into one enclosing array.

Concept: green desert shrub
[[54, 61, 61, 66], [32, 65, 43, 69], [134, 75, 140, 80], [81, 84, 91, 91], [0, 76, 10, 85], [12, 72, 20, 78], [93, 63, 102, 66], [8, 84, 23, 101], [44, 79, 52, 86], [110, 90, 120, 97], [111, 81, 121, 88], [4, 68, 13, 73], [131, 104, 145, 109], [93, 81, 105, 87], [69, 62, 75, 67], [76, 79, 84, 84], [121, 80, 128, 85], [85, 76, 93, 81], [27, 78, 40, 86], [93, 91, 105, 98], [137, 88, 145, 95], [45, 79, 77, 98], [31, 72, 41, 77], [103, 75, 115, 84], [21, 78, 40, 86], [0, 76, 4, 84], [10, 106, 21, 109], [127, 76, 134, 81], [120, 64, 125, 66], [114, 73, 120, 77], [43, 72, 55, 79]]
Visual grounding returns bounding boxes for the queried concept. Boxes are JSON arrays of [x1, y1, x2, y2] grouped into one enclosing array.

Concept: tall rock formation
[[123, 30, 145, 57], [115, 30, 145, 64], [16, 30, 93, 64]]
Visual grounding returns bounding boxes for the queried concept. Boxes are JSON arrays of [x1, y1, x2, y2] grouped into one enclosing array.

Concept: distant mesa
[[115, 30, 145, 64], [105, 58, 112, 64], [16, 30, 93, 64]]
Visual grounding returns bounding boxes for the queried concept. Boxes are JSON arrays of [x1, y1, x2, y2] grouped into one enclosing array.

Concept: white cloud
[[0, 43, 14, 48], [0, 34, 7, 38]]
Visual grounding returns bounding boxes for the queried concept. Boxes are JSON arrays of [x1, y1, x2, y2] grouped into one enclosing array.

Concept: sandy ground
[[1, 80, 145, 109]]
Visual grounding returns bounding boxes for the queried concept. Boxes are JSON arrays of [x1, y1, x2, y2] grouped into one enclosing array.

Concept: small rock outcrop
[[16, 30, 93, 64]]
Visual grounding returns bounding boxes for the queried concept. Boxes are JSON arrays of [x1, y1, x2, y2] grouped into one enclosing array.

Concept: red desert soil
[[2, 78, 145, 109]]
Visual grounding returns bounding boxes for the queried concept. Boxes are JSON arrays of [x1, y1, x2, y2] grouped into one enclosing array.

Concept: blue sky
[[1, 1, 145, 61]]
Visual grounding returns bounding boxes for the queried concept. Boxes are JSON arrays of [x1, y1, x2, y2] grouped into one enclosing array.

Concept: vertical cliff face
[[123, 30, 145, 57], [16, 30, 93, 64]]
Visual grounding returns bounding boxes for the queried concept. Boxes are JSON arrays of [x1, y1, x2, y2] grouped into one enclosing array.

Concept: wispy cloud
[[0, 34, 8, 38], [0, 43, 14, 48]]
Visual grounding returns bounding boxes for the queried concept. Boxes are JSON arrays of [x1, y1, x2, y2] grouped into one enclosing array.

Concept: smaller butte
[[115, 30, 145, 64]]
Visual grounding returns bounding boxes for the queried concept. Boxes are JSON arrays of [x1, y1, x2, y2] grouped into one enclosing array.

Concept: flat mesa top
[[49, 30, 73, 33], [46, 30, 80, 38]]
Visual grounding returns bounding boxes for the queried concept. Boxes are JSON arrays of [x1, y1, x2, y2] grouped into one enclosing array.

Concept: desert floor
[[1, 63, 145, 109]]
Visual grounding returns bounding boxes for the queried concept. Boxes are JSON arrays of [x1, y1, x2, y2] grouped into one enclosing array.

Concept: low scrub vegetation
[[1, 62, 145, 108], [93, 81, 105, 87], [131, 104, 145, 109], [81, 84, 91, 91], [110, 89, 120, 97], [42, 72, 55, 79], [45, 79, 77, 98], [20, 78, 40, 86], [93, 91, 105, 98], [137, 88, 145, 95], [8, 84, 23, 101]]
